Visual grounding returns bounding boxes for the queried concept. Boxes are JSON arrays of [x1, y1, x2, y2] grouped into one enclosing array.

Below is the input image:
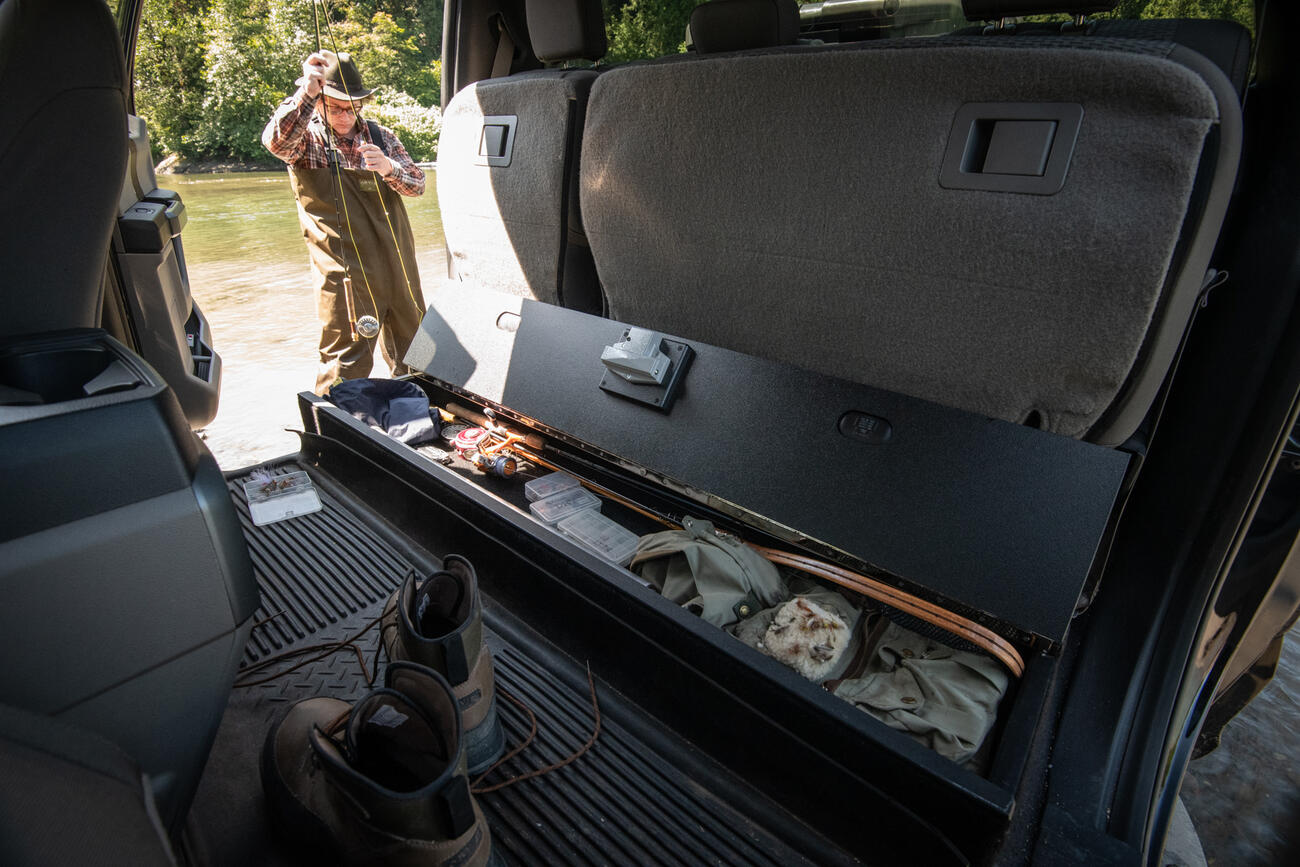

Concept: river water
[[172, 170, 445, 468]]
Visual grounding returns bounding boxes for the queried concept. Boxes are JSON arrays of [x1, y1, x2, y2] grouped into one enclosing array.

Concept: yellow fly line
[[312, 0, 424, 324]]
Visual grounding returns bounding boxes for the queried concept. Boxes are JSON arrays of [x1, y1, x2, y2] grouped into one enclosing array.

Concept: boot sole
[[466, 694, 506, 777]]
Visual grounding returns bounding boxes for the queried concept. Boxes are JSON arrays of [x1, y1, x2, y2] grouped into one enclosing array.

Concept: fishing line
[[315, 0, 423, 320], [311, 0, 381, 341]]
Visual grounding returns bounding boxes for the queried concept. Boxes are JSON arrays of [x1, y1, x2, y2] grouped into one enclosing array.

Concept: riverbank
[[156, 154, 282, 174], [155, 155, 439, 175]]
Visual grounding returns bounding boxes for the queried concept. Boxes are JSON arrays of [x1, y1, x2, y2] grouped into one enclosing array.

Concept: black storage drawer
[[407, 286, 1130, 650], [300, 393, 1056, 862]]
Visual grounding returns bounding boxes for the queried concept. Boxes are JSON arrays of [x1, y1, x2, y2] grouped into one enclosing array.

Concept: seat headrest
[[962, 0, 1117, 19], [690, 0, 799, 54], [525, 0, 607, 63]]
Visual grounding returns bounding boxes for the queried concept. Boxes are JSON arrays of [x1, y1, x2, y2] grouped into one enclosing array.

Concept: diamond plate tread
[[218, 619, 817, 867], [227, 462, 413, 666]]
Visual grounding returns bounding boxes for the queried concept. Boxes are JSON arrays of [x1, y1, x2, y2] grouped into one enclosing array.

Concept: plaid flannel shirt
[[262, 88, 425, 197]]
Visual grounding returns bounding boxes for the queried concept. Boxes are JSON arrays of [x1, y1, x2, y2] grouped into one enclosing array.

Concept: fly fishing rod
[[312, 0, 423, 328]]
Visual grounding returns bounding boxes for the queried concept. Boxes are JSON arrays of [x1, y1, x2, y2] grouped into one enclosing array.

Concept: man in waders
[[262, 50, 426, 395]]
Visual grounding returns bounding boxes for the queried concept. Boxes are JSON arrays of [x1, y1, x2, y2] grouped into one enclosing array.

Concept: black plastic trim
[[1035, 10, 1300, 860], [939, 102, 1083, 195], [477, 114, 516, 167]]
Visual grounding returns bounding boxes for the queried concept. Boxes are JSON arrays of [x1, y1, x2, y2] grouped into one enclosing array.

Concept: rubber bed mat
[[187, 461, 843, 867]]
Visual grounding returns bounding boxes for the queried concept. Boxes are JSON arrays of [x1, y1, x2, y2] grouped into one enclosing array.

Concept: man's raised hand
[[359, 143, 393, 177], [302, 52, 331, 98]]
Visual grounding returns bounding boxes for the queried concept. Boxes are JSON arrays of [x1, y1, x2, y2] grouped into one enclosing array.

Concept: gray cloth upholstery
[[438, 70, 597, 304], [690, 0, 799, 54], [1094, 19, 1251, 98], [580, 40, 1221, 440], [526, 0, 607, 63], [0, 0, 128, 338], [0, 705, 177, 866], [962, 0, 1116, 19], [948, 19, 1252, 100]]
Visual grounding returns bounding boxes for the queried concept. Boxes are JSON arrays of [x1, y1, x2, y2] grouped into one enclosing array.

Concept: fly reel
[[355, 315, 380, 339], [451, 425, 520, 479]]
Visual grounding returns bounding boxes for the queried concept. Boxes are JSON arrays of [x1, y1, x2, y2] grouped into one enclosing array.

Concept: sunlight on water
[[171, 170, 446, 469]]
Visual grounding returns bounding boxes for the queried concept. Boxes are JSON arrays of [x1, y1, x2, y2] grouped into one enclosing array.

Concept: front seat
[[0, 0, 260, 842], [0, 0, 129, 337]]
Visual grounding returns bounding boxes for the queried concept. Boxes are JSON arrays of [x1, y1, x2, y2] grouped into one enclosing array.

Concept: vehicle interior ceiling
[[3, 0, 1300, 863]]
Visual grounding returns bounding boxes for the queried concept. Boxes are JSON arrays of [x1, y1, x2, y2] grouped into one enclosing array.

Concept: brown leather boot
[[260, 662, 500, 866], [381, 555, 505, 775]]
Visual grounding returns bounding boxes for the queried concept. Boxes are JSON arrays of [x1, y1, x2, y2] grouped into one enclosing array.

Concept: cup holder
[[0, 346, 115, 404]]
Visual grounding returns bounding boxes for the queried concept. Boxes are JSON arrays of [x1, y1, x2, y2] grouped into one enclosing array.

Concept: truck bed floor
[[186, 460, 847, 866]]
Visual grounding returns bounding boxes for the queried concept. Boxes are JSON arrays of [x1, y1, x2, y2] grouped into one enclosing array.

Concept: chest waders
[[290, 144, 424, 395]]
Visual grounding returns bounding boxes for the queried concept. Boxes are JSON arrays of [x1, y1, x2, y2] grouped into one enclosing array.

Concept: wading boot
[[260, 662, 500, 867], [381, 555, 505, 774]]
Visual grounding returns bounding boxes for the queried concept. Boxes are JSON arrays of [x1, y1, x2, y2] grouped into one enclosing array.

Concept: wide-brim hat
[[302, 50, 375, 101]]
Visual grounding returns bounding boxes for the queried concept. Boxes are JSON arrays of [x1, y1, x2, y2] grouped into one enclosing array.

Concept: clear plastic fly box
[[529, 485, 601, 525], [525, 471, 582, 502], [243, 470, 323, 526], [556, 509, 639, 567]]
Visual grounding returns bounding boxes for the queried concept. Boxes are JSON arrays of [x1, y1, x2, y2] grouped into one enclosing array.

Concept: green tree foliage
[[1110, 0, 1252, 33], [193, 0, 312, 160], [1022, 0, 1253, 32], [135, 0, 443, 163], [365, 81, 442, 161], [331, 8, 440, 104], [603, 0, 705, 63], [135, 0, 211, 159]]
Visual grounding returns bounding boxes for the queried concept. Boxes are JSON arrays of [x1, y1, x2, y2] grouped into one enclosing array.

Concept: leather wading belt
[[291, 152, 425, 393]]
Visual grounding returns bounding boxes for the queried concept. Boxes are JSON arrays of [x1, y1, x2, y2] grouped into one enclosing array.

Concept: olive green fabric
[[830, 620, 1008, 765], [290, 164, 425, 394], [635, 521, 1006, 764], [729, 578, 1006, 765], [630, 516, 787, 628]]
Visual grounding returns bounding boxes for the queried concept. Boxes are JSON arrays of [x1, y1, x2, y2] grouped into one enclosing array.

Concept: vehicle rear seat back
[[1087, 19, 1251, 99], [0, 704, 177, 866], [437, 0, 605, 312], [580, 9, 1241, 445]]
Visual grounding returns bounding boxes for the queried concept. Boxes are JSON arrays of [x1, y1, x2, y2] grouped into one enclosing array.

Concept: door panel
[[113, 114, 221, 428]]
